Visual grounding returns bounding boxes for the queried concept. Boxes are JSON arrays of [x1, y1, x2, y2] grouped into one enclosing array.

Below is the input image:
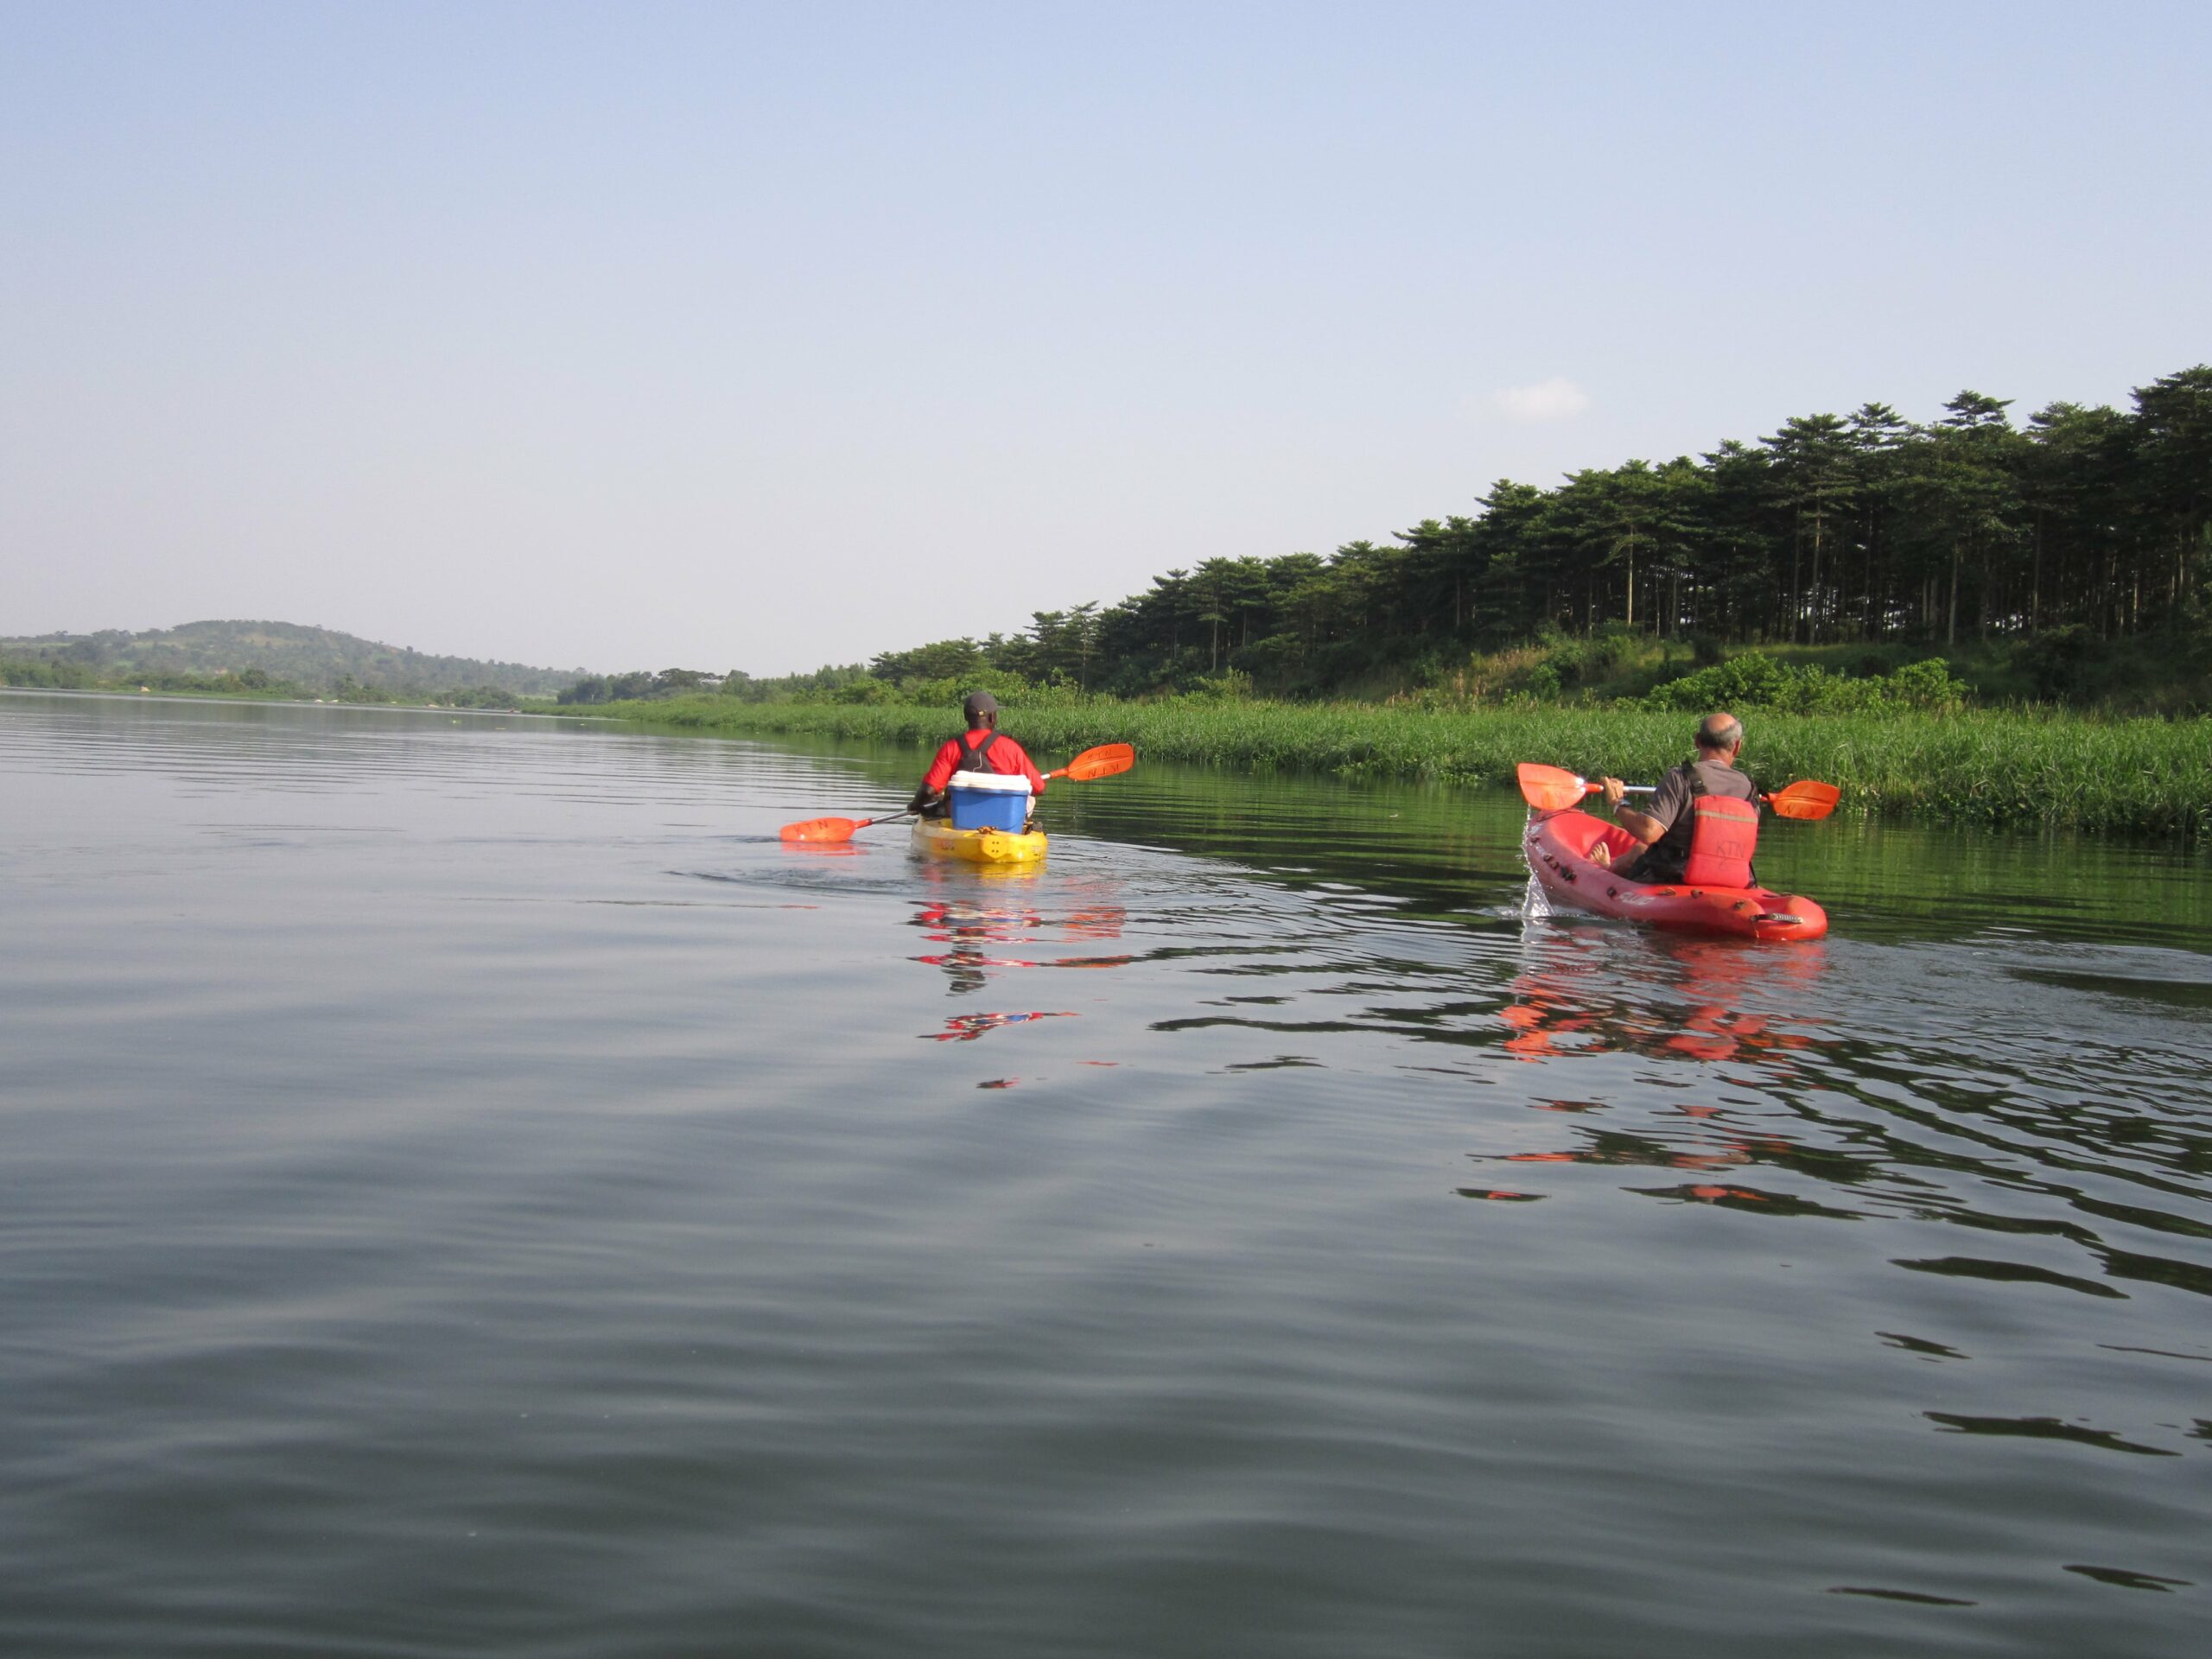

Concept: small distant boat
[[1524, 808, 1827, 942]]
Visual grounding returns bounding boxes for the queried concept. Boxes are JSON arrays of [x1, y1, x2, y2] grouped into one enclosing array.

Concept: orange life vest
[[1680, 791, 1759, 887]]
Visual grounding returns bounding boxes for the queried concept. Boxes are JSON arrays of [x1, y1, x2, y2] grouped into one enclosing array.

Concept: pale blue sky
[[3, 2, 2205, 674]]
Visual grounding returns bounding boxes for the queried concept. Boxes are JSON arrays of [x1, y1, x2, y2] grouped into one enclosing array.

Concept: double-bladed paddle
[[779, 742, 1136, 843], [1514, 762, 1839, 820]]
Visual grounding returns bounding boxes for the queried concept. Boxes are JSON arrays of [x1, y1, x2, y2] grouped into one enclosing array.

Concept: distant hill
[[0, 620, 588, 697]]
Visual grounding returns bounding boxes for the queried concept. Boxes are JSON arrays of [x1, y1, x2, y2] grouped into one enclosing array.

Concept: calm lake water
[[3, 690, 2209, 1657]]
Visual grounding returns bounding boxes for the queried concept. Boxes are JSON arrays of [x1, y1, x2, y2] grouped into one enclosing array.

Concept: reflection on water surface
[[2, 691, 2208, 1658]]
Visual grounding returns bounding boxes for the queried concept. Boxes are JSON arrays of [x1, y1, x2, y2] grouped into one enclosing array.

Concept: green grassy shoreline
[[587, 696, 2212, 843]]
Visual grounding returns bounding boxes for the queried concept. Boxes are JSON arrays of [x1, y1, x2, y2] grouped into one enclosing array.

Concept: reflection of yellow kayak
[[911, 818, 1048, 866]]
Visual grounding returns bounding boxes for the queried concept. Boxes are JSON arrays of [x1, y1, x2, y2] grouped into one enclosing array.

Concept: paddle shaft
[[1518, 760, 1834, 820], [1614, 782, 1833, 815]]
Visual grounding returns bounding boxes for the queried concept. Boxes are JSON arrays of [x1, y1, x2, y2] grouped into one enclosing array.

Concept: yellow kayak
[[910, 818, 1048, 866]]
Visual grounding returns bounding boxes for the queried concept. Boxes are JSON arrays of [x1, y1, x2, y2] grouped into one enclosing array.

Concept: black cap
[[962, 690, 1000, 722]]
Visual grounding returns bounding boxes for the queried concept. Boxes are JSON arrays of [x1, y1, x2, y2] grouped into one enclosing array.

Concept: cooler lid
[[946, 771, 1033, 794]]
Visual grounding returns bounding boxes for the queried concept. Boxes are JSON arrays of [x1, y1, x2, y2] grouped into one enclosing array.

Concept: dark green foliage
[[719, 664, 872, 702], [2015, 624, 2096, 702], [1641, 653, 1968, 715], [0, 657, 104, 689], [868, 638, 990, 683], [558, 668, 715, 704], [560, 664, 881, 704], [0, 656, 312, 697]]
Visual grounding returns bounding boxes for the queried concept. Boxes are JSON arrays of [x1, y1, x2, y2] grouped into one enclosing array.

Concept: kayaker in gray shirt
[[1590, 712, 1761, 886]]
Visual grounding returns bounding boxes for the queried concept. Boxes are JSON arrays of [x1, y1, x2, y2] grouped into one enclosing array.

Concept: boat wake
[[1521, 870, 1553, 921]]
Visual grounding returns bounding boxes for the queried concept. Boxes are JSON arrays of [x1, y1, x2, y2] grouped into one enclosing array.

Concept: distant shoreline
[[0, 685, 569, 721]]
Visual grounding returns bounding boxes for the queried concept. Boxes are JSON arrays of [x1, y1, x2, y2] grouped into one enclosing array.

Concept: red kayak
[[1524, 809, 1828, 943]]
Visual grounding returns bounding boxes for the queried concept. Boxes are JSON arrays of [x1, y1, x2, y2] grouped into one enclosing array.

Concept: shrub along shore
[[580, 696, 2212, 843]]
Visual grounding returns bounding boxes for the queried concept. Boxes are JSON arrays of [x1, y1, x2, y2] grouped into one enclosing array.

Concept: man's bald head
[[1695, 712, 1744, 753]]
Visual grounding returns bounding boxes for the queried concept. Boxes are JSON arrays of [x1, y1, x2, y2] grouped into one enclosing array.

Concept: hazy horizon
[[5, 2, 2206, 676]]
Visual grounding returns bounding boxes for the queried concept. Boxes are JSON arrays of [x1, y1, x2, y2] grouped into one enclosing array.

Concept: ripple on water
[[2, 691, 2209, 1658]]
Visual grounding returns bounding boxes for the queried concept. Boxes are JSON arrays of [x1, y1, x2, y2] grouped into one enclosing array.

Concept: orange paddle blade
[[779, 816, 866, 843], [1764, 779, 1840, 821], [1051, 742, 1135, 782], [1515, 762, 1598, 812]]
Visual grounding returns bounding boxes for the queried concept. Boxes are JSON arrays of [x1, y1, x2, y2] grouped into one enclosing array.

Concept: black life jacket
[[954, 729, 1007, 773]]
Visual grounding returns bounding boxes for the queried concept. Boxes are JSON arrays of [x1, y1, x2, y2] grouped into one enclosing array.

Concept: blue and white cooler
[[946, 770, 1033, 831]]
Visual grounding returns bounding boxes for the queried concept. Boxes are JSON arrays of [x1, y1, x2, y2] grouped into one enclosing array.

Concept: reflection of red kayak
[[1524, 809, 1827, 943]]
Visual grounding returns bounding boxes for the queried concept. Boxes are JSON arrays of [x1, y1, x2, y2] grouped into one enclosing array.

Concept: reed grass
[[591, 696, 2212, 842]]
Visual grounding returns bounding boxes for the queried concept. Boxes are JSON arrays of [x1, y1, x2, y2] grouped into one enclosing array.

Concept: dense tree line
[[849, 365, 2210, 698]]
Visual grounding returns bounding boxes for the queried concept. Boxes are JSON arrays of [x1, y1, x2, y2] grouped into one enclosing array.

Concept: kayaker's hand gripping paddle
[[779, 742, 1135, 843], [1515, 763, 1649, 812], [1515, 762, 1839, 820]]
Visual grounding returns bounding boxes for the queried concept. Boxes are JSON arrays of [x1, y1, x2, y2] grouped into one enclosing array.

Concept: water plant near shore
[[577, 696, 2212, 842]]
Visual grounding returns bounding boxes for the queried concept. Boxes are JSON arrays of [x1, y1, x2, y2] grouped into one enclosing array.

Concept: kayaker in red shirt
[[1590, 712, 1761, 887], [907, 690, 1049, 818]]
